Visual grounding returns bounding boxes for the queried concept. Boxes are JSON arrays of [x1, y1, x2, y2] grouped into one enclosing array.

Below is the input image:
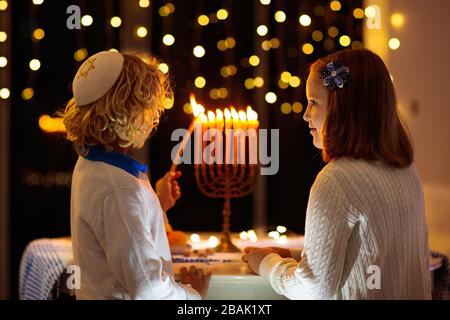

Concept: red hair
[[310, 49, 413, 168]]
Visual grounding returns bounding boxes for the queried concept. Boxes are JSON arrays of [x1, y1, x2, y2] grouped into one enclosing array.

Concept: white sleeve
[[259, 172, 357, 300], [102, 188, 201, 300]]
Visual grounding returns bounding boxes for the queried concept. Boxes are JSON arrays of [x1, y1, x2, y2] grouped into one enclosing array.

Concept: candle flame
[[190, 94, 205, 117], [216, 109, 223, 120], [207, 111, 216, 122], [238, 110, 247, 121], [199, 113, 208, 123], [230, 107, 239, 121], [224, 108, 231, 120], [246, 106, 258, 121]]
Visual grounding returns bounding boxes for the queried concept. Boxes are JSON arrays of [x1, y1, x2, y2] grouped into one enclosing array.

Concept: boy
[[61, 51, 211, 299]]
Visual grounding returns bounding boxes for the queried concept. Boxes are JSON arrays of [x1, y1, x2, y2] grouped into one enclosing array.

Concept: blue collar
[[84, 146, 148, 178]]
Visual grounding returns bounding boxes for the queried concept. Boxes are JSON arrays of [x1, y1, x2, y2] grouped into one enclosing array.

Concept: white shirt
[[260, 157, 432, 300], [70, 154, 200, 300]]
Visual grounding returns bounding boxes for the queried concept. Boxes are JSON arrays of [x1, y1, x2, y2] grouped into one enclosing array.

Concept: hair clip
[[320, 61, 350, 90]]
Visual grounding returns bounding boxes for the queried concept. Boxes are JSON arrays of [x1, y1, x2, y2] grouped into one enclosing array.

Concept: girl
[[243, 49, 431, 299], [61, 51, 211, 299]]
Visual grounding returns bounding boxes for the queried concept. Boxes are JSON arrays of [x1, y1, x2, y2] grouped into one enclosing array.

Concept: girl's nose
[[303, 105, 311, 122]]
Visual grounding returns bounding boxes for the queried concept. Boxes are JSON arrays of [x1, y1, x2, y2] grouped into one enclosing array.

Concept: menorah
[[194, 106, 259, 252], [170, 96, 260, 252]]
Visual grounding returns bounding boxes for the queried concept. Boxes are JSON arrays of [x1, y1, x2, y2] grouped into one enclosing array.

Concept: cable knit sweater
[[260, 157, 432, 300]]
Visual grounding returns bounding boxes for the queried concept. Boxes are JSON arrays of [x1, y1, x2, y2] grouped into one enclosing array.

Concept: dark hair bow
[[320, 61, 350, 90]]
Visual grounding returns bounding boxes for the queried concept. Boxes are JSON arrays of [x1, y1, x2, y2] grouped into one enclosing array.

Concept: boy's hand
[[156, 171, 182, 212], [180, 266, 212, 299]]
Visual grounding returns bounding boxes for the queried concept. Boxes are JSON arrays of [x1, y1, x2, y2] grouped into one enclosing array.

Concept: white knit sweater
[[260, 157, 432, 300]]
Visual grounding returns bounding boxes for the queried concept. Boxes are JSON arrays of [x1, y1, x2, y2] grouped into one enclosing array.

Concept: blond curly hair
[[60, 53, 172, 155]]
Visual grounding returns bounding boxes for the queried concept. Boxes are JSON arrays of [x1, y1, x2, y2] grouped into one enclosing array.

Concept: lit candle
[[238, 110, 247, 164], [170, 94, 205, 172], [224, 108, 232, 165], [246, 106, 259, 165], [215, 109, 224, 167], [230, 107, 239, 170]]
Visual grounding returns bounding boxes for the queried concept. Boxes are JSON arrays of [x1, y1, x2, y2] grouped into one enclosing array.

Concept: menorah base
[[215, 235, 241, 253]]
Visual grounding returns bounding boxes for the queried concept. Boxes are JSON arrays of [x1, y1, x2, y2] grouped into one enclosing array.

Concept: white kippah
[[72, 51, 124, 106]]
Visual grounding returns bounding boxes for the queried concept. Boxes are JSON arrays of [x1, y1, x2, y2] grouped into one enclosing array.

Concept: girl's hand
[[180, 266, 212, 299], [156, 171, 182, 212], [244, 246, 291, 258], [242, 247, 278, 274]]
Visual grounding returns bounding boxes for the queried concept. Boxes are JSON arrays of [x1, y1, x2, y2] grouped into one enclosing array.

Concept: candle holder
[[195, 163, 258, 252]]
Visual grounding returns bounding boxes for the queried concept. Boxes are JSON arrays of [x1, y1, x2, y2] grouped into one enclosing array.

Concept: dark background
[[8, 0, 363, 297]]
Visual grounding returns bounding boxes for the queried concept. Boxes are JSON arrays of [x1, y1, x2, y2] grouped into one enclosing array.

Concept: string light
[[110, 16, 122, 28], [0, 56, 7, 68], [353, 8, 365, 19], [244, 78, 255, 90], [162, 34, 175, 46], [0, 31, 6, 42], [330, 1, 342, 11], [0, 88, 10, 99], [391, 13, 405, 28], [74, 48, 88, 62], [139, 0, 150, 8], [183, 103, 192, 114], [292, 102, 303, 114], [32, 28, 45, 42], [248, 55, 260, 67], [265, 92, 277, 104], [193, 45, 205, 58], [216, 9, 228, 20], [225, 37, 235, 48], [312, 30, 323, 42], [158, 63, 169, 74], [254, 77, 264, 88], [159, 4, 175, 17], [81, 15, 93, 27], [328, 26, 339, 38], [280, 71, 292, 83], [21, 88, 34, 101], [281, 103, 292, 114], [339, 35, 351, 47], [220, 65, 237, 78], [163, 97, 174, 109], [302, 43, 314, 55], [0, 1, 8, 11], [38, 115, 66, 133], [29, 59, 41, 71], [299, 14, 312, 27], [198, 15, 209, 26], [274, 11, 286, 23], [32, 0, 44, 4], [270, 38, 280, 48], [217, 40, 227, 51], [260, 0, 270, 5], [136, 26, 148, 38], [289, 76, 301, 87], [194, 76, 206, 88], [388, 38, 401, 50], [278, 79, 289, 89], [261, 40, 271, 51], [256, 25, 268, 36]]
